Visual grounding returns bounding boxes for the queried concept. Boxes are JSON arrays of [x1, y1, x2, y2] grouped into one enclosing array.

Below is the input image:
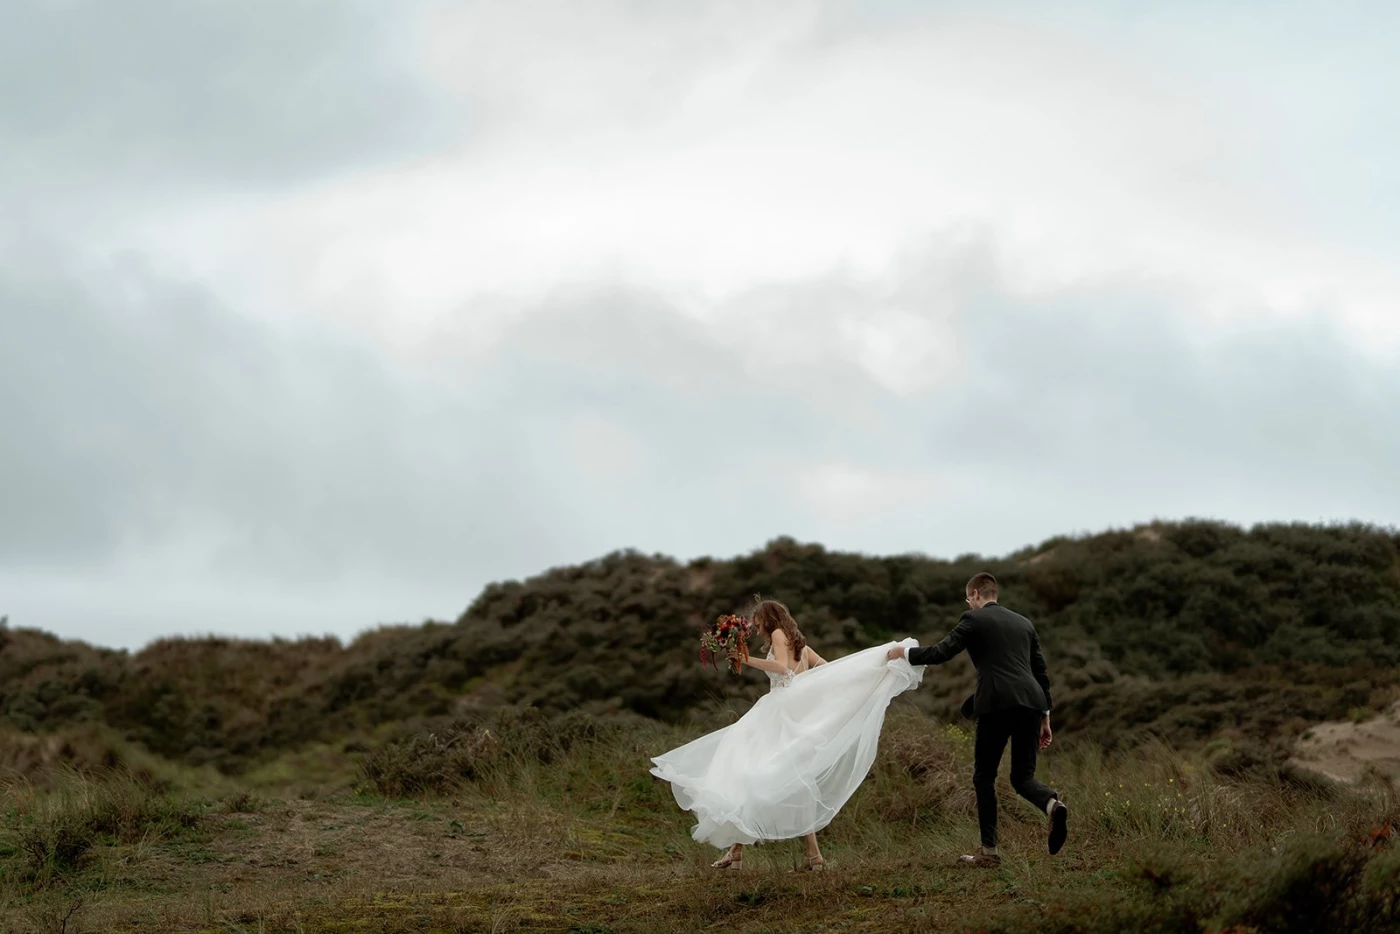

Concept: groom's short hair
[[966, 572, 998, 599]]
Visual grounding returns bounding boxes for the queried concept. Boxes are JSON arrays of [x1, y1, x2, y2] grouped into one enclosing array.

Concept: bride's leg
[[711, 843, 743, 868], [803, 833, 824, 869]]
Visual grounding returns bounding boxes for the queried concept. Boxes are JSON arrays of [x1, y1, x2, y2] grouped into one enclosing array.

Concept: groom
[[888, 572, 1068, 866]]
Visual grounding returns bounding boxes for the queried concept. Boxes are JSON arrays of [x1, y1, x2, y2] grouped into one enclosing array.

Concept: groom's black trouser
[[973, 706, 1057, 849]]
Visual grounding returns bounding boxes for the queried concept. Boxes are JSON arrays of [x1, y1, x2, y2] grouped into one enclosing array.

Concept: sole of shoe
[[1049, 803, 1068, 855]]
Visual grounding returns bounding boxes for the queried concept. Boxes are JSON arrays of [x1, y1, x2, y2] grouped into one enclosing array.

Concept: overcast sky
[[3, 1, 1397, 650]]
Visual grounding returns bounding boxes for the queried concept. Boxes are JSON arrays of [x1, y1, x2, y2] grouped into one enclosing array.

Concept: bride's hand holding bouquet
[[699, 614, 753, 674]]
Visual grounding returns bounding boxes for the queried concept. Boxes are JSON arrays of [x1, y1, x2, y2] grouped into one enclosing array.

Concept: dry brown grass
[[3, 710, 1397, 934]]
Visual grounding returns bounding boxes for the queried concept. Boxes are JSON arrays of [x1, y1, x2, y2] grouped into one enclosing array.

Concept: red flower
[[699, 614, 752, 675]]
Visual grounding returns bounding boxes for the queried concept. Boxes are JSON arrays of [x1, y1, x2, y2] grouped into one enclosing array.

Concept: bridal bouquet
[[700, 614, 753, 674]]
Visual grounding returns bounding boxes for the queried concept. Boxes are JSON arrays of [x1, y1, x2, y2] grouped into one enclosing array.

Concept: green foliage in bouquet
[[700, 614, 752, 674]]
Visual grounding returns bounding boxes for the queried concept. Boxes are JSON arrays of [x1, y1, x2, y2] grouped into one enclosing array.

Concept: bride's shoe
[[711, 849, 742, 870], [790, 855, 825, 872]]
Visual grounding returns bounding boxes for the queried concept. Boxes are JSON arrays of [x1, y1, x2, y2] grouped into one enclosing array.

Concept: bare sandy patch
[[1289, 702, 1400, 783]]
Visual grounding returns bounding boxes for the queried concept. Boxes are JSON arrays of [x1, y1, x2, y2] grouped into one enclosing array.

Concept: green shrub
[[973, 858, 1212, 933], [357, 709, 653, 798], [973, 834, 1400, 934], [1221, 834, 1400, 934], [3, 520, 1400, 777], [219, 789, 267, 813], [861, 715, 975, 824], [358, 721, 501, 798], [1205, 737, 1275, 779], [1, 773, 203, 884]]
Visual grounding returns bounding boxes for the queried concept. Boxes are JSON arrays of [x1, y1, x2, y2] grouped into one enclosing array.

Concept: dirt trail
[[1289, 702, 1400, 783]]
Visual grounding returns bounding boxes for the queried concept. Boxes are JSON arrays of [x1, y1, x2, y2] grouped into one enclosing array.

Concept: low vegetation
[[3, 520, 1399, 778], [1, 519, 1398, 929], [0, 710, 1394, 932]]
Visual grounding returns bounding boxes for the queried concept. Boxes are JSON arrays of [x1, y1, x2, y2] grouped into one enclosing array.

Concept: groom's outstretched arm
[[906, 614, 974, 666]]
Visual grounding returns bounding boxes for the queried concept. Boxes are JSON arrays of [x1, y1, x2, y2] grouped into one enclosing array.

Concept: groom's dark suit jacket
[[907, 602, 1052, 718]]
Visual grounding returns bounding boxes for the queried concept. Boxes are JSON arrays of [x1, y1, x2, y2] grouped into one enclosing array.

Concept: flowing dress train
[[649, 638, 923, 848]]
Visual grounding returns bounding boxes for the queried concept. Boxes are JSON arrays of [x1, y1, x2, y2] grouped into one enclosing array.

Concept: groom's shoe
[[958, 847, 1001, 868], [1048, 799, 1068, 855]]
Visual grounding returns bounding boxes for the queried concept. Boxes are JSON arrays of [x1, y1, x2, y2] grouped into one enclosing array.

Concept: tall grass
[[0, 770, 204, 885], [343, 707, 1400, 931], [3, 710, 1397, 932], [356, 706, 1398, 863]]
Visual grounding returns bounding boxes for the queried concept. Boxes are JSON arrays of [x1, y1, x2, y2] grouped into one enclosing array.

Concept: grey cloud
[[3, 233, 1398, 648], [0, 0, 451, 197], [938, 276, 1399, 503], [458, 236, 1400, 555], [0, 240, 569, 588], [5, 1, 1397, 650]]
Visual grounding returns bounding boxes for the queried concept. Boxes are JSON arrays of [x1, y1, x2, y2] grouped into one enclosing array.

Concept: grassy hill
[[3, 520, 1398, 778], [1, 708, 1398, 932], [3, 519, 1400, 932]]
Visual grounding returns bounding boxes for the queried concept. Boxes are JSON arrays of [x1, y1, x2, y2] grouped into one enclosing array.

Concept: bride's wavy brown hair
[[751, 596, 807, 660]]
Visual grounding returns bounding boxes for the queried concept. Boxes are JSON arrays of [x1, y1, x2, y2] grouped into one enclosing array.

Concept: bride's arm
[[805, 646, 828, 667], [742, 631, 797, 674]]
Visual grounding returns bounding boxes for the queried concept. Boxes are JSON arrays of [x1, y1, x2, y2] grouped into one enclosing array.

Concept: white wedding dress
[[650, 639, 923, 848]]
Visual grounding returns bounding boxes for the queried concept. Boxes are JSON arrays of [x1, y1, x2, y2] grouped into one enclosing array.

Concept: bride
[[650, 598, 922, 871]]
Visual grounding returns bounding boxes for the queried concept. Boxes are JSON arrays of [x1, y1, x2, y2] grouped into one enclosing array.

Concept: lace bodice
[[765, 650, 806, 691]]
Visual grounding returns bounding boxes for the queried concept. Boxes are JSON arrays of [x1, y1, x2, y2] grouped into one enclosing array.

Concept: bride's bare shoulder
[[770, 629, 790, 645]]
